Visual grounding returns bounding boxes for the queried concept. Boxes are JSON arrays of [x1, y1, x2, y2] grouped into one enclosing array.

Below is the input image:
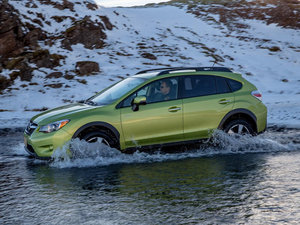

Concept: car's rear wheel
[[224, 119, 254, 135], [82, 131, 115, 147]]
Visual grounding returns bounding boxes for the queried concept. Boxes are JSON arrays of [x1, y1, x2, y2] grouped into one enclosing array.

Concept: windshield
[[88, 77, 147, 105]]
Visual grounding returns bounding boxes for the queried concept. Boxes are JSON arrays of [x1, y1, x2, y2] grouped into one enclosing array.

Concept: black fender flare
[[218, 108, 257, 130], [72, 121, 120, 140]]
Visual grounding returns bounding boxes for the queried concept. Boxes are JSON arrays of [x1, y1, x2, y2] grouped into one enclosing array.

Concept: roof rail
[[136, 67, 232, 75], [136, 67, 184, 75]]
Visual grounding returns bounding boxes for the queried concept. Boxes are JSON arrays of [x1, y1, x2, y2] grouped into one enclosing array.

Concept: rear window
[[227, 79, 242, 92], [216, 77, 231, 94], [182, 75, 217, 98]]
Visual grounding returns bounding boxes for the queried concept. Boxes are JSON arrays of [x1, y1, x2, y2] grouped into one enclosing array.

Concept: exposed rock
[[268, 46, 281, 52], [0, 1, 50, 87], [44, 83, 63, 88], [53, 0, 74, 12], [0, 30, 19, 57], [5, 58, 33, 81], [29, 50, 64, 68], [141, 52, 157, 60], [25, 2, 38, 8], [32, 18, 43, 27], [64, 74, 75, 80], [85, 2, 98, 10], [46, 72, 63, 79], [51, 16, 64, 23], [4, 49, 63, 70], [0, 0, 112, 91], [99, 16, 113, 30], [0, 0, 24, 57], [75, 61, 100, 75], [0, 2, 45, 57], [36, 13, 45, 21], [0, 76, 11, 91], [9, 71, 20, 81], [29, 82, 38, 85], [77, 79, 87, 84], [51, 16, 75, 23], [19, 63, 33, 81], [5, 57, 25, 70], [24, 28, 47, 47], [0, 109, 13, 112], [62, 16, 107, 50], [187, 0, 300, 30], [25, 107, 49, 111]]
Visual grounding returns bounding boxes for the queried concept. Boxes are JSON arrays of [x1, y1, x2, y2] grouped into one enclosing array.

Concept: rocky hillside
[[1, 0, 299, 93], [175, 0, 300, 29], [0, 0, 299, 127], [0, 0, 112, 92]]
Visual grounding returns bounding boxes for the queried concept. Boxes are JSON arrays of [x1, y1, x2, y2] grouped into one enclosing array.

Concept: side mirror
[[131, 96, 147, 111]]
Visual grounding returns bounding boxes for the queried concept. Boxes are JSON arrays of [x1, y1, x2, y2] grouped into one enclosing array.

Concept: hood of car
[[31, 103, 97, 125]]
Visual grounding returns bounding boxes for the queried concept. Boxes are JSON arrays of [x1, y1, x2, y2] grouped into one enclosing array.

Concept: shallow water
[[0, 129, 300, 224]]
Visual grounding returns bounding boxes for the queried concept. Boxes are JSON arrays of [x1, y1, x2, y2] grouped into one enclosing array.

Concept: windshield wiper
[[84, 100, 97, 106]]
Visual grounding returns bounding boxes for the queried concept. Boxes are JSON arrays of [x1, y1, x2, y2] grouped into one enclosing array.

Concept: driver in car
[[159, 80, 173, 101]]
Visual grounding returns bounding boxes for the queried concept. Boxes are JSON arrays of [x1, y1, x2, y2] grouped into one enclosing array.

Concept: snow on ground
[[0, 2, 299, 128], [95, 0, 172, 7]]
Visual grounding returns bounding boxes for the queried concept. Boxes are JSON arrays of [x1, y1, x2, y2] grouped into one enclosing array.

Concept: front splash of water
[[50, 130, 300, 168]]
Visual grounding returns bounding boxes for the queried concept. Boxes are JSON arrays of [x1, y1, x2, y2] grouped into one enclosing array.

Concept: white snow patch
[[95, 0, 171, 7]]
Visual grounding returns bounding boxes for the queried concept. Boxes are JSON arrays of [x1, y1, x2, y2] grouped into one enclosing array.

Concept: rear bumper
[[256, 104, 267, 133]]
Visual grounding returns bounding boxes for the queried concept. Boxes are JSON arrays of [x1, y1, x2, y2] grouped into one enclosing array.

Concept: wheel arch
[[218, 109, 257, 133], [72, 121, 120, 141]]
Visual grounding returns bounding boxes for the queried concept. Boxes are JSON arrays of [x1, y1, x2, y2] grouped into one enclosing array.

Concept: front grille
[[25, 121, 38, 135]]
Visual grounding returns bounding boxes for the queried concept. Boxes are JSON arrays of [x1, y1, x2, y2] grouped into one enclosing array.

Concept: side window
[[122, 85, 149, 107], [227, 79, 242, 92], [121, 77, 178, 107], [152, 77, 178, 103], [216, 77, 231, 94], [182, 75, 216, 98]]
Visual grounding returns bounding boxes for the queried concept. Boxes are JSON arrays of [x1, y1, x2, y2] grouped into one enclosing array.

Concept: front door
[[120, 77, 184, 148]]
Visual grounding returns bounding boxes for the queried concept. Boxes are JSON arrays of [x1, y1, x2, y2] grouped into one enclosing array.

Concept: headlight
[[39, 119, 70, 133]]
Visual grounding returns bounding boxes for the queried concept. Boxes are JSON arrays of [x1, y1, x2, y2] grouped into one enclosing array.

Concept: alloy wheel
[[227, 124, 250, 134], [86, 136, 111, 147]]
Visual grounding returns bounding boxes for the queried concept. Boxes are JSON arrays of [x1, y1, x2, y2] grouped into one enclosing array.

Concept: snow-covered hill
[[0, 0, 299, 128]]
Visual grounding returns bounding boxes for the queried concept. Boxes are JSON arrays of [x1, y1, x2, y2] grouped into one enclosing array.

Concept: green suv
[[24, 67, 267, 159]]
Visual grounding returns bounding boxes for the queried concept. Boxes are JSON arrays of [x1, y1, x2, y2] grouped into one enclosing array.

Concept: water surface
[[0, 129, 299, 224]]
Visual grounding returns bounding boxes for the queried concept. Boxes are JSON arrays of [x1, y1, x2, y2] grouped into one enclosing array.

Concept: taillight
[[251, 90, 262, 101]]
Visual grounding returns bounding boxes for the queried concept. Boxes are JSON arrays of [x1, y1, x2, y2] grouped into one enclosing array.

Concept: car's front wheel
[[82, 131, 115, 147], [224, 119, 254, 135]]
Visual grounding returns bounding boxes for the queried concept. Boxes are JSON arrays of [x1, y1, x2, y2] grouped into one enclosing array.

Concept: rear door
[[181, 75, 235, 140]]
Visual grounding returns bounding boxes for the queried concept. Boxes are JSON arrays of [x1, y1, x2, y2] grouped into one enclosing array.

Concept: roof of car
[[132, 67, 243, 82], [135, 67, 232, 76]]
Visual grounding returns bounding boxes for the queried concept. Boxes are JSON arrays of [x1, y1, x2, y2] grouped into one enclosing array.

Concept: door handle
[[168, 106, 181, 112], [218, 99, 231, 104]]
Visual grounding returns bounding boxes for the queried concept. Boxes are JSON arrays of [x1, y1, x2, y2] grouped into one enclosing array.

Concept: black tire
[[223, 119, 255, 135], [82, 130, 118, 148]]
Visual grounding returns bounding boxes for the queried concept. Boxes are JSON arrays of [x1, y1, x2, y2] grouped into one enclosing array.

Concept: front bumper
[[24, 127, 72, 158], [24, 145, 51, 160]]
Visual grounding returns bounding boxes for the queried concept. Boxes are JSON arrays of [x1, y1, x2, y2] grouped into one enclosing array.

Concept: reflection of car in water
[[24, 67, 267, 159]]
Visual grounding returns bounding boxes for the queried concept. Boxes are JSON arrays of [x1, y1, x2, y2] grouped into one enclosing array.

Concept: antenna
[[212, 59, 217, 68]]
